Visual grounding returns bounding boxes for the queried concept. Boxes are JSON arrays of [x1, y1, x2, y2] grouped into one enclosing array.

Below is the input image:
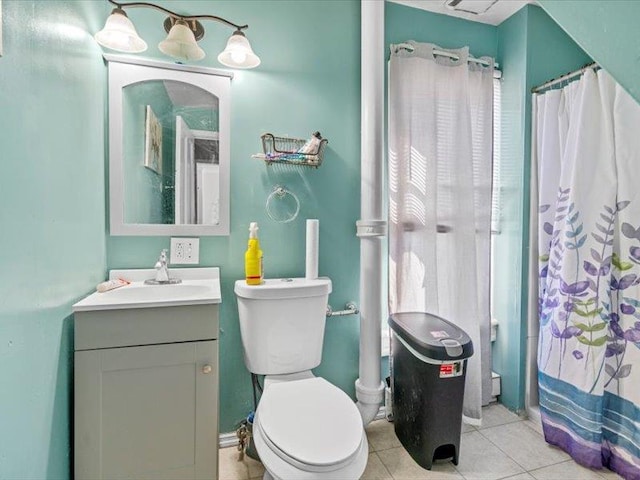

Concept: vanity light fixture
[[95, 0, 260, 69], [94, 7, 147, 53]]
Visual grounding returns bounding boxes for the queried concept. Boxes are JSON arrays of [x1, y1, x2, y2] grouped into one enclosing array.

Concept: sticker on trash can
[[430, 330, 449, 339], [440, 361, 464, 378]]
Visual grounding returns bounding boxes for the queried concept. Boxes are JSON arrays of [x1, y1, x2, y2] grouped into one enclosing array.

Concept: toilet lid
[[257, 377, 363, 467]]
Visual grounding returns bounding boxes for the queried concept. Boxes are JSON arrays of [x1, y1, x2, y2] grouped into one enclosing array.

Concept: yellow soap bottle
[[245, 222, 263, 285]]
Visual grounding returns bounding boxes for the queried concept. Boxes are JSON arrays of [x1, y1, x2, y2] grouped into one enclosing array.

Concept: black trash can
[[388, 312, 474, 470]]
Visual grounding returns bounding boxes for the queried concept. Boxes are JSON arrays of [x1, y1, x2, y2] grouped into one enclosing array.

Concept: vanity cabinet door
[[75, 341, 218, 480]]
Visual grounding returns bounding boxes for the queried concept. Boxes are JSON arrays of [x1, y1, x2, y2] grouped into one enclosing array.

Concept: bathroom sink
[[72, 267, 221, 312]]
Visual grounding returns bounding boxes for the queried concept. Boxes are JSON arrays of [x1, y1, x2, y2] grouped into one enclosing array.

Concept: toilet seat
[[256, 377, 364, 472]]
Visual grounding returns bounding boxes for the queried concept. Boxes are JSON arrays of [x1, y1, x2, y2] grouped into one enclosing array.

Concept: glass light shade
[[217, 31, 261, 69], [95, 8, 147, 53], [158, 21, 205, 61]]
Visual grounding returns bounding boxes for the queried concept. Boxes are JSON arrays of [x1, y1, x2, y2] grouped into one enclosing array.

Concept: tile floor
[[218, 404, 624, 480]]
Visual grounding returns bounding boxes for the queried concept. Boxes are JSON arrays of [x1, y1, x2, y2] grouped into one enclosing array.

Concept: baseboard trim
[[219, 431, 240, 448]]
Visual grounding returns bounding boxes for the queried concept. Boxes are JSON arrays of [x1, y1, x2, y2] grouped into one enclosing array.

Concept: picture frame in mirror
[[144, 105, 163, 175]]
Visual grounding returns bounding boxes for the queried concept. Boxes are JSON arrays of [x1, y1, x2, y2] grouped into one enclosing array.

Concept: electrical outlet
[[170, 237, 200, 265]]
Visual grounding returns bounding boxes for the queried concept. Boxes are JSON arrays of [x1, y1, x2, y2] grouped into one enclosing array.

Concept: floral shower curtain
[[388, 42, 494, 422], [534, 68, 640, 479]]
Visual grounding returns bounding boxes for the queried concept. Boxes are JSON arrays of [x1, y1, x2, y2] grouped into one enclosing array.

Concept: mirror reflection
[[122, 80, 220, 225]]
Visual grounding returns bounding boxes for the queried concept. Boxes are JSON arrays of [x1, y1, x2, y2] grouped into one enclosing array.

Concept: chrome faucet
[[155, 249, 170, 282], [144, 249, 182, 285]]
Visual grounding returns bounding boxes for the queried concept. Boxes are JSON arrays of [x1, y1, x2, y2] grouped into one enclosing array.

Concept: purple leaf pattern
[[538, 195, 640, 394]]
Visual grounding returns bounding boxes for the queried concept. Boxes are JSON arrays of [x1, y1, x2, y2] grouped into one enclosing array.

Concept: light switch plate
[[170, 237, 200, 265]]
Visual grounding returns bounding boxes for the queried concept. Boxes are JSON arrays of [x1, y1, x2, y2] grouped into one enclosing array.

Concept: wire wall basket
[[253, 133, 328, 168]]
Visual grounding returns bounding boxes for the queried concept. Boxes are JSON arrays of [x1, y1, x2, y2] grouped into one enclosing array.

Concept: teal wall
[[385, 1, 498, 56], [105, 0, 363, 433], [538, 0, 640, 103], [122, 81, 172, 224], [493, 7, 528, 411], [0, 1, 107, 478], [174, 105, 218, 132], [492, 5, 591, 410]]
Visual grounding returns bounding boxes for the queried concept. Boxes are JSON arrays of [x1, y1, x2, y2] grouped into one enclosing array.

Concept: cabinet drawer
[[74, 304, 218, 350]]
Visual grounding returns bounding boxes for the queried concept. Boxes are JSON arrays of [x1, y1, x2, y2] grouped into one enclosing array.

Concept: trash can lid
[[388, 312, 474, 361]]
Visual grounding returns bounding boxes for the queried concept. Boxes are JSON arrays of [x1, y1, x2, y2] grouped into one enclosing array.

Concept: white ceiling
[[388, 0, 536, 26]]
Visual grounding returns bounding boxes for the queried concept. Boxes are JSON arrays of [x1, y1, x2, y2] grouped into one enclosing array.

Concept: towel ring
[[266, 186, 300, 223]]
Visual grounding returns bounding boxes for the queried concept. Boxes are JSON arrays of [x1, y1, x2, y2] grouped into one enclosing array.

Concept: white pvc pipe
[[356, 0, 386, 426]]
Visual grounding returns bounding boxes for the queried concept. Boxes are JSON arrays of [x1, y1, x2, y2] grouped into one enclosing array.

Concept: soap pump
[[245, 222, 263, 285]]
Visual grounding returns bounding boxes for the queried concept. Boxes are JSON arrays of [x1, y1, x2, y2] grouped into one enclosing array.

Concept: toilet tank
[[234, 278, 332, 375]]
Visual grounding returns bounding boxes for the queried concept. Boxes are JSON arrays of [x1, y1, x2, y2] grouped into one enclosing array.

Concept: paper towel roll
[[306, 219, 319, 280]]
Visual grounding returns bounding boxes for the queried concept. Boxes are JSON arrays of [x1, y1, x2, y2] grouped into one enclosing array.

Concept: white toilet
[[234, 277, 368, 480]]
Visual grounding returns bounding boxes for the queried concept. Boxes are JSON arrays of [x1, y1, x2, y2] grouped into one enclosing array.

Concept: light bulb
[[218, 30, 260, 69], [231, 50, 247, 64]]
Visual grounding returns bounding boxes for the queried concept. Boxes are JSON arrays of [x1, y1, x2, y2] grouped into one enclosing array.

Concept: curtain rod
[[392, 43, 499, 69], [532, 62, 600, 93]]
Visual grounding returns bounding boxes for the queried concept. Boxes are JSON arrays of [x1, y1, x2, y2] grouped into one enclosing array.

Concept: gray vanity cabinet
[[74, 305, 219, 480]]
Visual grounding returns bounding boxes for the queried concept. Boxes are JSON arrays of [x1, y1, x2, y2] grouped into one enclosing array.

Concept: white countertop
[[72, 267, 221, 312]]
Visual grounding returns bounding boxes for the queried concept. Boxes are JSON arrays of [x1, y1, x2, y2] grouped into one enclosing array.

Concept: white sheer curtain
[[388, 42, 494, 422]]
